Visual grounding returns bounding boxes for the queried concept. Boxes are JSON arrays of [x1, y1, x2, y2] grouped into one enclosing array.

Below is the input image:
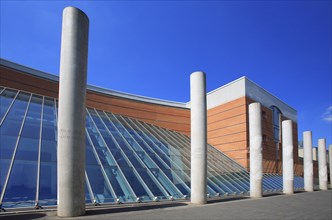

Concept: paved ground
[[0, 190, 331, 220]]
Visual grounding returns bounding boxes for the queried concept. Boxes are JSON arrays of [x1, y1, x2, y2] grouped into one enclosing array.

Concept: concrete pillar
[[303, 131, 314, 192], [318, 139, 328, 190], [329, 144, 332, 188], [57, 7, 89, 217], [249, 103, 263, 198], [190, 71, 207, 204], [282, 120, 294, 194]]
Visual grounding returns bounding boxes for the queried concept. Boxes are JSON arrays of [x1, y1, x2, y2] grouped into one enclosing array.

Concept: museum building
[[0, 58, 306, 209]]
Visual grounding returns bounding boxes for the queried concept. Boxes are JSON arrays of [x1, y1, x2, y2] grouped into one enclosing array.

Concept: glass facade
[[0, 87, 304, 209], [271, 105, 282, 143]]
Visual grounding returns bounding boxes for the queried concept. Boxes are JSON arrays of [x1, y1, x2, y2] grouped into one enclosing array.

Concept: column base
[[283, 180, 294, 194]]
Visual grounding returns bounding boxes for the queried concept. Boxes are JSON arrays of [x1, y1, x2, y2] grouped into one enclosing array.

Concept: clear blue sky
[[1, 1, 331, 147]]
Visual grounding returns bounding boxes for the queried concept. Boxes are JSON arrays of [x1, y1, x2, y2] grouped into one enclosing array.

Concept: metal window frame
[[107, 112, 188, 199], [126, 118, 193, 195], [171, 130, 249, 193], [150, 123, 234, 194], [0, 90, 19, 126], [118, 115, 192, 190], [85, 127, 118, 203], [0, 87, 6, 94], [85, 171, 95, 204], [86, 109, 137, 202], [137, 121, 221, 195], [94, 109, 157, 200], [177, 132, 253, 189], [0, 93, 32, 205], [35, 96, 45, 208]]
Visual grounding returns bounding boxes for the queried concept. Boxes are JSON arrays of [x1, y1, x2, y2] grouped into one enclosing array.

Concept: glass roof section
[[0, 87, 304, 209]]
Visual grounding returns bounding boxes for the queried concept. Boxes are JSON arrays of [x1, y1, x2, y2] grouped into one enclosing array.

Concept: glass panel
[[0, 92, 30, 188], [40, 98, 57, 162], [136, 168, 165, 198], [121, 167, 150, 199], [271, 106, 281, 142], [15, 95, 42, 160], [2, 160, 37, 207], [105, 113, 186, 198], [0, 92, 30, 135], [39, 98, 57, 205], [2, 95, 42, 206], [85, 183, 92, 204], [0, 88, 297, 207], [86, 113, 134, 202], [38, 162, 57, 206], [0, 159, 10, 194], [85, 133, 114, 203], [0, 89, 17, 122], [90, 110, 152, 200], [86, 165, 114, 203]]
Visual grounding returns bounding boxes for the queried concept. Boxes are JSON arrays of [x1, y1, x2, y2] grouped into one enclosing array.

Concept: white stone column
[[190, 71, 207, 204], [329, 144, 332, 188], [318, 139, 328, 190], [249, 103, 263, 198], [282, 120, 294, 194], [57, 7, 89, 217], [303, 131, 314, 192]]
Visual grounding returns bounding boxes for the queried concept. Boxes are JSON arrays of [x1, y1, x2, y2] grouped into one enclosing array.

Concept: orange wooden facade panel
[[207, 105, 246, 123], [212, 141, 248, 152], [87, 92, 189, 117], [207, 97, 246, 116], [207, 97, 249, 169], [87, 98, 189, 124], [208, 123, 247, 139], [1, 67, 59, 98], [208, 114, 247, 132], [0, 66, 191, 135], [208, 132, 247, 145], [219, 149, 248, 159]]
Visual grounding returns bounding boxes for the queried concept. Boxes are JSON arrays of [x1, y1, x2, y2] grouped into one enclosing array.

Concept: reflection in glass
[[0, 87, 304, 209], [0, 89, 18, 122]]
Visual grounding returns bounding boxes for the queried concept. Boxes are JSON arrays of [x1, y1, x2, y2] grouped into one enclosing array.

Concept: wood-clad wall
[[2, 65, 314, 177], [207, 97, 249, 168], [0, 66, 190, 135], [207, 96, 307, 176], [246, 97, 302, 174]]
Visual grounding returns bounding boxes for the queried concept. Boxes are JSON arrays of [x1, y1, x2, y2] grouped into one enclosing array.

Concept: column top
[[63, 6, 89, 23], [190, 71, 206, 80]]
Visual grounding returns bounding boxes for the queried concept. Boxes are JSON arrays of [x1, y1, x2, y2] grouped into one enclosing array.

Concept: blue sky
[[1, 0, 331, 147]]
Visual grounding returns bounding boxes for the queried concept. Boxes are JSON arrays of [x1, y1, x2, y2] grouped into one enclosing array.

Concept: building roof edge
[[0, 58, 188, 109]]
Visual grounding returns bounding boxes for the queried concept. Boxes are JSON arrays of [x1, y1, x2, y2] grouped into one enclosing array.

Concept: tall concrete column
[[190, 71, 207, 204], [303, 131, 314, 192], [282, 120, 294, 194], [249, 103, 263, 198], [57, 7, 89, 217], [318, 139, 328, 190], [329, 144, 332, 188]]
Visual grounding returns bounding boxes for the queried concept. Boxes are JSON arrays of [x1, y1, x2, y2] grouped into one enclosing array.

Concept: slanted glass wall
[[0, 87, 304, 209]]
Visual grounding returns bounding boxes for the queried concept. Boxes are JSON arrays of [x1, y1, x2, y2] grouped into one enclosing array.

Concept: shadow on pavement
[[262, 193, 283, 198], [207, 196, 249, 204], [0, 213, 46, 220], [85, 202, 188, 216]]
